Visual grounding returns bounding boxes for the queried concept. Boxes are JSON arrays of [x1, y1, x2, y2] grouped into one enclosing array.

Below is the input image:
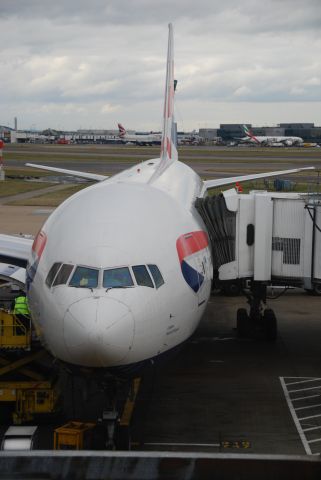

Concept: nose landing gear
[[236, 282, 277, 342]]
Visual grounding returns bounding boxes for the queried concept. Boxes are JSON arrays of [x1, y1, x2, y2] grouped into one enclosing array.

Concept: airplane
[[0, 24, 314, 376], [118, 123, 162, 146], [238, 125, 304, 146]]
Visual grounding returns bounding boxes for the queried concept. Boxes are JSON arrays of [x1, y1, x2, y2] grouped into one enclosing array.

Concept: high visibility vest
[[14, 296, 30, 316]]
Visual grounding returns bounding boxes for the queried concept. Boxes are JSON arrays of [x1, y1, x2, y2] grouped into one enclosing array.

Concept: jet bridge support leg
[[237, 282, 277, 341]]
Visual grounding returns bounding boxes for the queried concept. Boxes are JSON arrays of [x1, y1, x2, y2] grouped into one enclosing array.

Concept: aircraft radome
[[0, 24, 314, 375]]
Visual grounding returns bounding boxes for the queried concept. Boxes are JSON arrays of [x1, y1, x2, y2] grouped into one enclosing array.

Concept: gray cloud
[[1, 0, 321, 130]]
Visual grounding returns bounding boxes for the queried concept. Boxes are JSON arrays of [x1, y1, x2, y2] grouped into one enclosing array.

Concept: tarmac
[[132, 290, 321, 456]]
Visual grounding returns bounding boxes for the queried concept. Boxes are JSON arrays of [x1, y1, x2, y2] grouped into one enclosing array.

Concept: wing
[[149, 23, 177, 183], [0, 234, 33, 268], [26, 163, 108, 182], [200, 166, 315, 196]]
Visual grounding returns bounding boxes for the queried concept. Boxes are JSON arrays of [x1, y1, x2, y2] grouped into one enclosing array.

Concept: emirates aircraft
[[0, 25, 313, 373], [239, 124, 303, 146], [118, 123, 162, 146]]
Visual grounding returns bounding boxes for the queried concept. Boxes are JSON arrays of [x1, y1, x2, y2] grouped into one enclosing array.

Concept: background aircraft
[[238, 124, 304, 146], [118, 123, 161, 146], [0, 25, 313, 375]]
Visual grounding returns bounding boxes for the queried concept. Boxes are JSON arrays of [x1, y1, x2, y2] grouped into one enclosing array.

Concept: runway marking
[[143, 442, 220, 448], [295, 403, 321, 411], [286, 378, 321, 386], [292, 394, 321, 402], [280, 376, 321, 455], [307, 438, 321, 444], [303, 426, 321, 432], [288, 385, 321, 394], [298, 413, 321, 421], [191, 337, 235, 344]]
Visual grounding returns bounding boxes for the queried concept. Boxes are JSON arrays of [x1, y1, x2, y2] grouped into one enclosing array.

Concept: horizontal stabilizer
[[26, 163, 108, 182], [201, 166, 315, 196]]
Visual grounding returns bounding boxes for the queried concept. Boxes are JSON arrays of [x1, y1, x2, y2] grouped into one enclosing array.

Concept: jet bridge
[[196, 189, 321, 339]]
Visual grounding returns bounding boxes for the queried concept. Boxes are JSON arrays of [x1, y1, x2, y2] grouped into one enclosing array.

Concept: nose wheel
[[236, 282, 278, 341]]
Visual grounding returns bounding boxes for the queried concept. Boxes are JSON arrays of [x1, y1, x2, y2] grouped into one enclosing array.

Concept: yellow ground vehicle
[[0, 309, 31, 349]]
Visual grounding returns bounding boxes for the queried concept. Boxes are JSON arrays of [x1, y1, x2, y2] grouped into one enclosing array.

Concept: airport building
[[218, 123, 321, 143], [2, 122, 321, 145]]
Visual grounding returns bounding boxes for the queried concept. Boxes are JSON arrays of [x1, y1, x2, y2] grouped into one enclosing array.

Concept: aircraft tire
[[263, 309, 277, 342], [237, 308, 249, 338]]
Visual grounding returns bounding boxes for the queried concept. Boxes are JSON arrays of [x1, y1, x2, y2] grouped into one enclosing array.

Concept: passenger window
[[103, 267, 134, 288], [69, 266, 99, 288], [46, 263, 62, 287], [53, 264, 74, 286], [132, 265, 154, 288], [148, 265, 164, 289]]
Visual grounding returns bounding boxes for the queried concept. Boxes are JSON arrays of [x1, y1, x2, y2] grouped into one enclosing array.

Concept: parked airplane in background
[[239, 125, 304, 146], [0, 25, 314, 375], [118, 123, 161, 146]]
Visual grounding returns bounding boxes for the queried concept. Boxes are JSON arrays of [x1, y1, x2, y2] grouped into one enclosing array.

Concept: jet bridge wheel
[[306, 284, 321, 296], [263, 309, 277, 342], [237, 308, 250, 338]]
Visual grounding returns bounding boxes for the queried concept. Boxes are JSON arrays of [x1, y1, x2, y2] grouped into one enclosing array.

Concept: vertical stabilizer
[[118, 123, 126, 138], [243, 124, 260, 144], [149, 23, 178, 183]]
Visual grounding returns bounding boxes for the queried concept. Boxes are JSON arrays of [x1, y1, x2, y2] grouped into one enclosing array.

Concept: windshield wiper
[[105, 286, 131, 292]]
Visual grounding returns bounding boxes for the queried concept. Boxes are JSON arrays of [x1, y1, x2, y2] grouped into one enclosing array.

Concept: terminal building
[[2, 122, 321, 145]]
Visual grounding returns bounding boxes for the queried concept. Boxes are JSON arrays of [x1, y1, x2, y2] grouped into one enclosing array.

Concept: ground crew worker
[[13, 291, 30, 335]]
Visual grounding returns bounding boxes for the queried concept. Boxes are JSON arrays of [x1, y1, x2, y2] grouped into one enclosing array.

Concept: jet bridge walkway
[[195, 190, 321, 340]]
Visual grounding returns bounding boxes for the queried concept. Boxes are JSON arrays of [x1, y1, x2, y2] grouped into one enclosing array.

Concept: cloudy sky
[[1, 0, 321, 131]]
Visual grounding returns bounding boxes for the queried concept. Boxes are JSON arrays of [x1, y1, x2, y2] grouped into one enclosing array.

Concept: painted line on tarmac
[[280, 376, 321, 455], [143, 442, 220, 448]]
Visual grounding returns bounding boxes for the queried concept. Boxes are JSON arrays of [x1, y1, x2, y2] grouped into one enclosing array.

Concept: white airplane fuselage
[[120, 133, 162, 145], [241, 136, 303, 146], [27, 159, 213, 370]]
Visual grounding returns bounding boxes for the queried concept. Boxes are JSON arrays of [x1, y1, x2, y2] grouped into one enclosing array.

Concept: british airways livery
[[0, 24, 314, 373]]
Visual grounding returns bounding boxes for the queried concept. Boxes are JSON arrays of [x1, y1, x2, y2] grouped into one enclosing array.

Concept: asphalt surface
[[5, 144, 320, 181], [131, 290, 321, 455]]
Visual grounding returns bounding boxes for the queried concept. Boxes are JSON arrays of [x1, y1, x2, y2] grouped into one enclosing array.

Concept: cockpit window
[[148, 264, 164, 289], [46, 262, 62, 287], [132, 265, 154, 288], [53, 264, 74, 286], [69, 266, 99, 288], [103, 267, 134, 288]]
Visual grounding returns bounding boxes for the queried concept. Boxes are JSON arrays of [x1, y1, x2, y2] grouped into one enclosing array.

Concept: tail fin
[[149, 23, 177, 183], [243, 124, 260, 144], [118, 123, 126, 138], [242, 124, 251, 137]]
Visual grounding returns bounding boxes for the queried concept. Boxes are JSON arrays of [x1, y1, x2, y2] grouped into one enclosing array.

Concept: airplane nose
[[63, 297, 134, 367]]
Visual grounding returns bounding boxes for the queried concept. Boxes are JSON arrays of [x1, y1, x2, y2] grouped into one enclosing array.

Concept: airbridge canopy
[[195, 194, 236, 275]]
